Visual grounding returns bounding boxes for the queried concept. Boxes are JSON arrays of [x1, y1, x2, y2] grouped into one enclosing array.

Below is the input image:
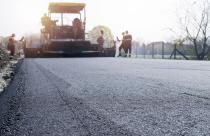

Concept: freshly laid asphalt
[[0, 58, 210, 136]]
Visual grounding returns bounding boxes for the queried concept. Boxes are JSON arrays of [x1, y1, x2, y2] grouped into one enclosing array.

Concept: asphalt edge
[[0, 58, 24, 95]]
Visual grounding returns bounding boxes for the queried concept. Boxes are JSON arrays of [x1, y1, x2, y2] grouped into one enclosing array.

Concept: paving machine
[[25, 2, 116, 57]]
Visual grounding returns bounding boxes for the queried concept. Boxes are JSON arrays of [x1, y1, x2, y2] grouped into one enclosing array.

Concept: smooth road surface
[[1, 58, 210, 136]]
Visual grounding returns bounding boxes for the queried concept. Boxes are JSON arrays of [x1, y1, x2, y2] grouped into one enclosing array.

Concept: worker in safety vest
[[124, 31, 132, 57]]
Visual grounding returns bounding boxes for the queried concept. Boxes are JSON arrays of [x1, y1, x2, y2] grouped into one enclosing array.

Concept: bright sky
[[0, 0, 193, 42]]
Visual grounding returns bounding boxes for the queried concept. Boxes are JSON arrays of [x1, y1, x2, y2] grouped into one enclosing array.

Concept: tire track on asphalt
[[34, 61, 138, 136], [35, 64, 93, 136], [25, 60, 92, 136], [181, 92, 210, 100], [10, 60, 93, 136]]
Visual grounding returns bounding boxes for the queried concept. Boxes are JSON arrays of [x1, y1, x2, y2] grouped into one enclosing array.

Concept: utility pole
[[152, 43, 154, 59], [162, 42, 164, 59], [136, 44, 138, 58], [143, 43, 146, 58]]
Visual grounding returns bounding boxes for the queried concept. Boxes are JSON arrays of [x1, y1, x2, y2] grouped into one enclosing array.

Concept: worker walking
[[118, 32, 126, 57], [124, 31, 132, 57], [7, 34, 16, 56]]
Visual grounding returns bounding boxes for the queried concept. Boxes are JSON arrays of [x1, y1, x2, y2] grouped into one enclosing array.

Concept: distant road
[[1, 58, 210, 136]]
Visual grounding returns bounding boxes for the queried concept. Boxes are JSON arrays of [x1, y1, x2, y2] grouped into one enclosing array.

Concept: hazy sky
[[0, 0, 192, 42]]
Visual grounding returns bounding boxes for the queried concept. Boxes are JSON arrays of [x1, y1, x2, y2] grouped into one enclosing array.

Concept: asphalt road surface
[[1, 58, 210, 136]]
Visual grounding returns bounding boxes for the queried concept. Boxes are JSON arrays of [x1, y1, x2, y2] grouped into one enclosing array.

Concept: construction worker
[[124, 31, 132, 57], [118, 32, 126, 57], [97, 30, 105, 49], [7, 34, 16, 56], [73, 18, 83, 39], [41, 13, 52, 33]]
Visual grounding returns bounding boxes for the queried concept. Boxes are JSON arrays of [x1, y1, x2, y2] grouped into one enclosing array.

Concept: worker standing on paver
[[124, 31, 132, 57], [118, 32, 126, 57], [41, 13, 52, 33], [7, 34, 16, 56], [97, 30, 105, 51]]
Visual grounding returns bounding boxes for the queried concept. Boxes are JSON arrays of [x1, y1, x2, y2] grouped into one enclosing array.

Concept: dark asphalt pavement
[[1, 58, 210, 136]]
